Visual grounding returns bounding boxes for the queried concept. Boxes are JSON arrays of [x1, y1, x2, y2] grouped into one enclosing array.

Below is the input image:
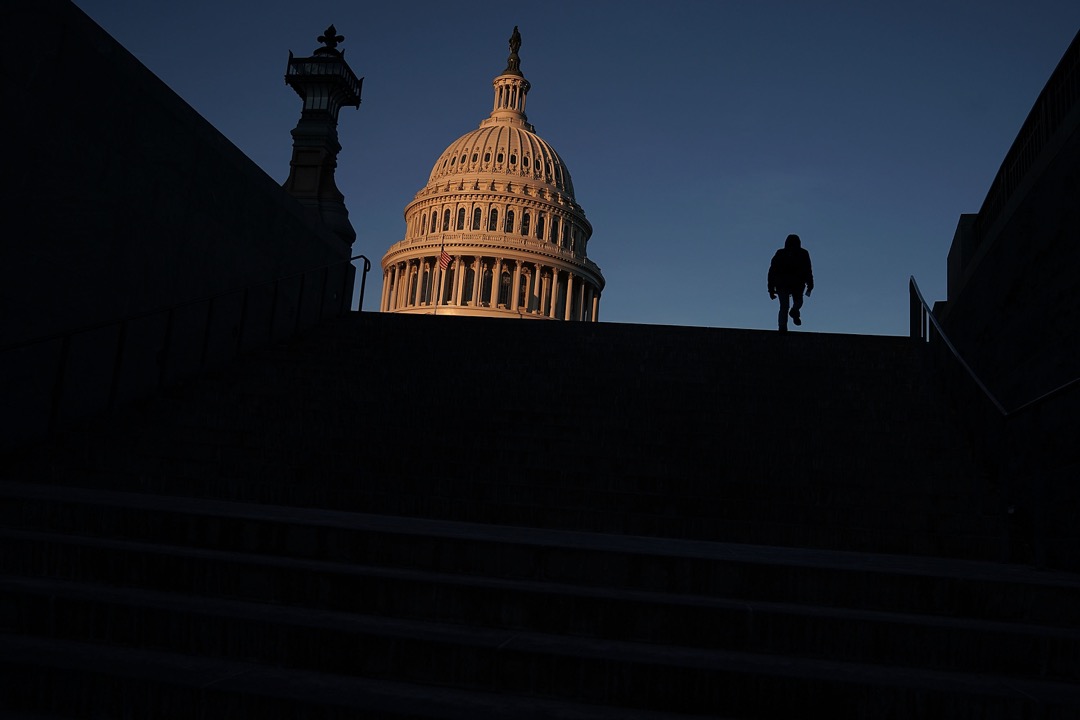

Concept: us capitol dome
[[378, 27, 605, 320]]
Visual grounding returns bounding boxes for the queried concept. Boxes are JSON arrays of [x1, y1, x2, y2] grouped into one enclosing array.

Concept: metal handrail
[[2, 254, 371, 439], [352, 254, 373, 314], [1, 254, 372, 354], [909, 275, 1078, 417]]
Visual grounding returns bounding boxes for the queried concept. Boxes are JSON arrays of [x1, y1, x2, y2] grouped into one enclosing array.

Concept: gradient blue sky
[[74, 0, 1079, 335]]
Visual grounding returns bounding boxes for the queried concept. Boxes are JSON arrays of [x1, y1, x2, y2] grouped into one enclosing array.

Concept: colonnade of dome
[[381, 254, 600, 321], [379, 28, 604, 320]]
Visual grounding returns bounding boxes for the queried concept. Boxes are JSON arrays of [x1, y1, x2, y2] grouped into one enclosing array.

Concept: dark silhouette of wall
[[0, 0, 356, 450], [942, 31, 1079, 408], [938, 31, 1080, 570]]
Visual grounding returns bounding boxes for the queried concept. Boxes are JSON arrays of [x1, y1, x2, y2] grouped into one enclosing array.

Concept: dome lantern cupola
[[379, 28, 605, 321], [488, 26, 532, 128]]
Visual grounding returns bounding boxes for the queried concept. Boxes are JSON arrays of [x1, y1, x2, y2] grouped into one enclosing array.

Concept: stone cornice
[[381, 235, 604, 287]]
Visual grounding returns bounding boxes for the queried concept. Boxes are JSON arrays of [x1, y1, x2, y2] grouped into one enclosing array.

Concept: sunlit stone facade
[[379, 28, 604, 320]]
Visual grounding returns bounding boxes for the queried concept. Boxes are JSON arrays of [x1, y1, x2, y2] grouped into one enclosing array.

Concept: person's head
[[785, 234, 801, 249]]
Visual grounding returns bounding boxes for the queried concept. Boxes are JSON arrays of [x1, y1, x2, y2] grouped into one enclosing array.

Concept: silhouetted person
[[768, 234, 814, 333]]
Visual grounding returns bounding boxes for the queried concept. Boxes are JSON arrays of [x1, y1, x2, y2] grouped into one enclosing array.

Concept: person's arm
[[804, 251, 814, 296]]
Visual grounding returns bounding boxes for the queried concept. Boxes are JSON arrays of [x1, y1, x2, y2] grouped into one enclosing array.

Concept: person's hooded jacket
[[768, 234, 814, 294]]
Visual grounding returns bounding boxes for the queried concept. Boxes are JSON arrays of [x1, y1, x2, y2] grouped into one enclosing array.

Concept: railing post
[[294, 272, 307, 336], [318, 265, 328, 320], [200, 296, 215, 370], [357, 255, 371, 311], [158, 307, 175, 390], [270, 279, 280, 342], [236, 287, 249, 355], [107, 319, 129, 411], [909, 279, 922, 340], [48, 334, 72, 434], [341, 262, 351, 314]]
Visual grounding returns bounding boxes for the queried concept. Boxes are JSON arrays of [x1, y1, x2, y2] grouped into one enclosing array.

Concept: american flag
[[438, 251, 452, 270]]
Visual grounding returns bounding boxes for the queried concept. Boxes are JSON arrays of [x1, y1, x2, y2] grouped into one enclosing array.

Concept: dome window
[[521, 212, 530, 236], [472, 208, 482, 230], [421, 267, 432, 304], [497, 152, 504, 164], [472, 153, 478, 163], [456, 208, 466, 230], [480, 266, 493, 306], [484, 152, 491, 163], [462, 266, 475, 305], [498, 271, 511, 308], [460, 154, 467, 164], [509, 154, 517, 165], [517, 274, 528, 311], [443, 209, 451, 232], [430, 212, 437, 234], [537, 213, 545, 239], [488, 208, 498, 231], [535, 160, 541, 171], [450, 157, 456, 166], [505, 210, 515, 233]]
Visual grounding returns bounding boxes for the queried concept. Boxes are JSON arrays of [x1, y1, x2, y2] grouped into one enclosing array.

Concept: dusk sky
[[74, 0, 1079, 335]]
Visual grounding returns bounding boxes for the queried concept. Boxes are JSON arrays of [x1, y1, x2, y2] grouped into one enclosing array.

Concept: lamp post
[[283, 25, 363, 246]]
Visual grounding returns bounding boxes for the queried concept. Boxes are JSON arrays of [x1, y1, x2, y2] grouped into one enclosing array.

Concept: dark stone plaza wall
[[938, 31, 1080, 569], [942, 30, 1080, 409], [0, 0, 355, 450]]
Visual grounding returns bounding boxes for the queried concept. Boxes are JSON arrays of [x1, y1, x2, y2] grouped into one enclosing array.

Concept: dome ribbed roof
[[420, 27, 577, 200], [426, 124, 576, 197]]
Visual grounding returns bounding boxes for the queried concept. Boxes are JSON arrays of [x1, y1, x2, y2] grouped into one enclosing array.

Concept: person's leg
[[777, 292, 790, 331], [790, 290, 804, 325]]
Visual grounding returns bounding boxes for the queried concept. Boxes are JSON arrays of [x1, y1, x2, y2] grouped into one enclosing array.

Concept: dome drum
[[400, 196, 592, 256], [381, 250, 602, 321]]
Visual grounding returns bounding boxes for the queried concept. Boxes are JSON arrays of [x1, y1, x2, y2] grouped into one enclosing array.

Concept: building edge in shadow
[[0, 0, 362, 451], [929, 30, 1080, 569]]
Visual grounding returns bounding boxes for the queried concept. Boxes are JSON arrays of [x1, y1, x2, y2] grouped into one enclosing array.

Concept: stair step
[[4, 569, 1078, 682], [2, 439, 1004, 560], [0, 634, 726, 720], [3, 622, 1079, 719], [0, 483, 1070, 624], [0, 313, 1049, 718]]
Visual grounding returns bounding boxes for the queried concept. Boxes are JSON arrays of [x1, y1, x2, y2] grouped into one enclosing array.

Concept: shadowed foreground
[[2, 312, 1078, 718]]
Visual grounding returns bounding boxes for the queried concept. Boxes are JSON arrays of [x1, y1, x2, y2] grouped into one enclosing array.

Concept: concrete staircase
[[2, 312, 1078, 718]]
